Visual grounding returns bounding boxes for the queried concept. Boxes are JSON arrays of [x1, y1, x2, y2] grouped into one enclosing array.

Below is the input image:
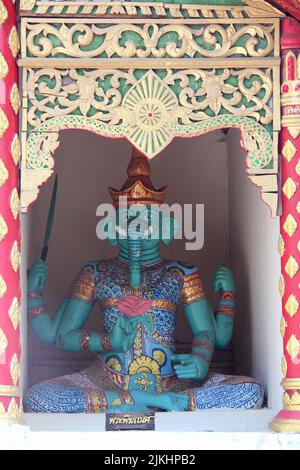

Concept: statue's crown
[[109, 147, 169, 208]]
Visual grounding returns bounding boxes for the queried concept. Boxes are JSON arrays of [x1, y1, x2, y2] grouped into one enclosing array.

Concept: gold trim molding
[[19, 0, 285, 19], [18, 57, 281, 70], [271, 418, 300, 433], [282, 378, 300, 391], [0, 398, 23, 423], [283, 391, 300, 411], [0, 385, 21, 398]]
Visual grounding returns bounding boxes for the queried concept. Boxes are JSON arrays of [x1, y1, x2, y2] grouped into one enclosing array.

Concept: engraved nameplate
[[105, 412, 155, 431]]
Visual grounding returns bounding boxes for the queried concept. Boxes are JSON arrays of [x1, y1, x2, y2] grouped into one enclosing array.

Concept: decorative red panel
[[0, 0, 22, 421]]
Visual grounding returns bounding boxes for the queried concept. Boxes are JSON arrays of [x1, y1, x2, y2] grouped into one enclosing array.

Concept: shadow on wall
[[227, 129, 282, 411]]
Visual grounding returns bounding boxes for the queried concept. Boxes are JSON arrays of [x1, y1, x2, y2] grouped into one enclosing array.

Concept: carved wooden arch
[[21, 96, 279, 215], [19, 0, 283, 216]]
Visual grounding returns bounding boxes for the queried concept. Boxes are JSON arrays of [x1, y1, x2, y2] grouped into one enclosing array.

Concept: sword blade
[[41, 174, 58, 261]]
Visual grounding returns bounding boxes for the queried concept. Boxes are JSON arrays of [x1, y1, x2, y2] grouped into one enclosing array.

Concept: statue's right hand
[[110, 316, 137, 353], [28, 260, 48, 292]]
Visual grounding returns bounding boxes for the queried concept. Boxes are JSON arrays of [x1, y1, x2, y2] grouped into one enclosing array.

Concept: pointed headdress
[[109, 147, 169, 208]]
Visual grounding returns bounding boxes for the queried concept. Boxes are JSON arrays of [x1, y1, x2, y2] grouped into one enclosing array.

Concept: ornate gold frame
[[18, 1, 283, 215], [19, 0, 284, 19]]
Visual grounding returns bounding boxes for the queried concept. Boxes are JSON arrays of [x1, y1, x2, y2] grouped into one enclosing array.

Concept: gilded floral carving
[[278, 235, 285, 257], [27, 132, 60, 170], [10, 84, 20, 115], [6, 398, 21, 421], [27, 68, 132, 129], [279, 275, 285, 298], [285, 256, 299, 279], [0, 275, 7, 299], [0, 159, 8, 188], [283, 391, 300, 410], [280, 315, 287, 337], [173, 68, 272, 125], [25, 22, 275, 60], [11, 134, 21, 166], [285, 294, 299, 317], [0, 52, 8, 80], [283, 214, 297, 237], [10, 241, 20, 273], [282, 356, 287, 378], [282, 139, 297, 162], [0, 395, 21, 421], [26, 68, 273, 132], [10, 354, 20, 386], [0, 328, 8, 357], [0, 108, 9, 138], [20, 6, 279, 215], [9, 26, 20, 59], [0, 214, 8, 243], [283, 177, 297, 200], [8, 298, 20, 330], [286, 334, 300, 361], [0, 1, 8, 25], [24, 68, 275, 164], [10, 188, 20, 220], [122, 71, 178, 156]]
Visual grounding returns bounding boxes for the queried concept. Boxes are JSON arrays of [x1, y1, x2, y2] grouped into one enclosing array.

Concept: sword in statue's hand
[[41, 174, 58, 262]]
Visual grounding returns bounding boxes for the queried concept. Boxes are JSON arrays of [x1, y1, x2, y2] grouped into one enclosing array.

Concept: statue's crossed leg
[[25, 368, 263, 413]]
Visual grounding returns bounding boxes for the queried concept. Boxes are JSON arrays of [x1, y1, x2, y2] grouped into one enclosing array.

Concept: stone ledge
[[0, 410, 300, 449]]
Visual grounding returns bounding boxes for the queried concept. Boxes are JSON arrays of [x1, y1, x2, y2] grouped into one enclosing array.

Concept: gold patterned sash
[[101, 298, 176, 313]]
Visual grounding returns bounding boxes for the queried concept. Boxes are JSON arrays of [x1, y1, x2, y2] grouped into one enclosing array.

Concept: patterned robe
[[25, 259, 263, 413]]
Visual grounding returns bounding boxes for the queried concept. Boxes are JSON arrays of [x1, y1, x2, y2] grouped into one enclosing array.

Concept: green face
[[117, 235, 160, 252], [106, 206, 177, 248]]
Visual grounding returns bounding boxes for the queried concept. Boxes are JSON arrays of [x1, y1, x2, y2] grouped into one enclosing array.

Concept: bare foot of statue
[[132, 390, 189, 412], [107, 403, 151, 413], [153, 392, 189, 411], [108, 391, 189, 413]]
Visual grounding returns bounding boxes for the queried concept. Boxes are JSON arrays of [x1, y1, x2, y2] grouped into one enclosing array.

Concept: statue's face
[[118, 206, 176, 245], [99, 205, 177, 286], [101, 205, 177, 249], [117, 234, 160, 252]]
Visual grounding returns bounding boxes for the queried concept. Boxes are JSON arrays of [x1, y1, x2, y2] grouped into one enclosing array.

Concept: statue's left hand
[[171, 354, 208, 381], [212, 266, 235, 293]]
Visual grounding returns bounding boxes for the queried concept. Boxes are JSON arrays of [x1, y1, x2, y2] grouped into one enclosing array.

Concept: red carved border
[[271, 17, 300, 432], [0, 0, 22, 421]]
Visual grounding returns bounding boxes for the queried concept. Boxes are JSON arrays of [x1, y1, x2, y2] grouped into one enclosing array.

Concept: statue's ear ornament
[[109, 147, 169, 208]]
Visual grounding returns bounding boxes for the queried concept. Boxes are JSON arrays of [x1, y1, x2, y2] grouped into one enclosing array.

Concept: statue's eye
[[116, 225, 127, 237], [143, 226, 153, 237]]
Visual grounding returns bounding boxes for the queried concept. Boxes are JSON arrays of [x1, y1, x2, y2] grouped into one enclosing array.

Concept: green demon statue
[[25, 149, 263, 413]]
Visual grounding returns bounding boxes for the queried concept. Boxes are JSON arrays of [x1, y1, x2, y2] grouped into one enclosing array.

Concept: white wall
[[20, 214, 30, 394], [227, 129, 282, 412]]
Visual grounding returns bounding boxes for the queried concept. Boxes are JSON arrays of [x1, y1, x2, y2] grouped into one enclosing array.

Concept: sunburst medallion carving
[[123, 71, 178, 158]]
